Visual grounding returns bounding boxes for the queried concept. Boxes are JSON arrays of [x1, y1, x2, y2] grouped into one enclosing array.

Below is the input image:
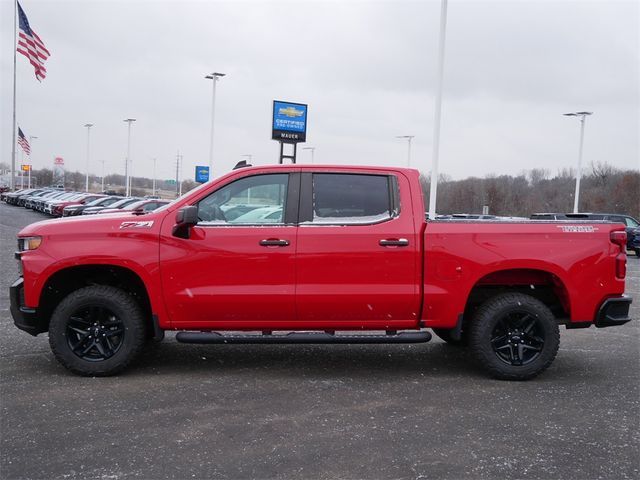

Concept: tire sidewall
[[49, 286, 145, 376], [471, 294, 559, 380]]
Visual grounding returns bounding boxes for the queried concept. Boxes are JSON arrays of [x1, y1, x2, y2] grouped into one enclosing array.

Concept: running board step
[[175, 331, 432, 345]]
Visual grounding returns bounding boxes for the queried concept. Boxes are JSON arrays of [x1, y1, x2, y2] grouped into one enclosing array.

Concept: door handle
[[260, 239, 290, 247], [379, 238, 409, 247]]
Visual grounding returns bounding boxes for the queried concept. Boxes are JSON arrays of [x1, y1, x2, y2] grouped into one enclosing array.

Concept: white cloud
[[1, 0, 638, 183]]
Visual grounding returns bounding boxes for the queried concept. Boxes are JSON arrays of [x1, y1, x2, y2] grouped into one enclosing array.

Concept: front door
[[159, 173, 298, 329]]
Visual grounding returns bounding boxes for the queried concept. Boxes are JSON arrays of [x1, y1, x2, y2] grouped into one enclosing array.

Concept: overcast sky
[[1, 0, 638, 183]]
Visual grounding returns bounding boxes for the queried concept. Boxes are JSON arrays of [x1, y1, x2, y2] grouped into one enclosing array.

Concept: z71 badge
[[557, 225, 599, 233], [119, 221, 154, 229]]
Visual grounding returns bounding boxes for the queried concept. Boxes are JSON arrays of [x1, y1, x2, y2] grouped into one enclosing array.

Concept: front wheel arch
[[38, 264, 153, 336]]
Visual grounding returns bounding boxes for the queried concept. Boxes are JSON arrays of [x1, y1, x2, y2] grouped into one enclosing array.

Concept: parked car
[[435, 214, 498, 220], [16, 189, 51, 207], [63, 196, 124, 216], [32, 191, 69, 212], [229, 206, 283, 223], [530, 213, 639, 253], [4, 188, 40, 205], [44, 193, 85, 215], [82, 197, 142, 215], [50, 194, 106, 217], [630, 227, 640, 257], [220, 204, 263, 221], [96, 199, 170, 215], [23, 189, 58, 209]]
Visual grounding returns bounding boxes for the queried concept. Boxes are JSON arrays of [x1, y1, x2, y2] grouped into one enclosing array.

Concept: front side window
[[197, 174, 288, 225], [310, 173, 396, 225]]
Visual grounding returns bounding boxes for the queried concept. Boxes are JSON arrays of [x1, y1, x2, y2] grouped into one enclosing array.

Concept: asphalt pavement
[[1, 201, 638, 480]]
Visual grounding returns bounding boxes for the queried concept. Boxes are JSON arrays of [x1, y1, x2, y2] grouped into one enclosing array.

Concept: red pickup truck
[[10, 165, 632, 380]]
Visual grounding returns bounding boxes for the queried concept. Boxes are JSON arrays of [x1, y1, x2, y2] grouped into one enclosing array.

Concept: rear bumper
[[10, 277, 46, 336], [595, 296, 633, 328]]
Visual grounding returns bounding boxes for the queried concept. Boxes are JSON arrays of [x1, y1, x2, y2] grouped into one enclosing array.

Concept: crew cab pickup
[[10, 165, 633, 379]]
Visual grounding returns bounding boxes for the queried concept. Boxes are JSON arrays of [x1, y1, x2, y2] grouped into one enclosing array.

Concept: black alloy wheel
[[490, 312, 544, 366], [49, 285, 147, 376], [66, 306, 125, 362]]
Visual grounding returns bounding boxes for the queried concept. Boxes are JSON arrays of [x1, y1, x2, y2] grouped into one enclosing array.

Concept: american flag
[[18, 128, 31, 155], [17, 2, 50, 82]]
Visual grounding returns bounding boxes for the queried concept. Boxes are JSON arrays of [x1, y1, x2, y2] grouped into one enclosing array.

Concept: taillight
[[610, 230, 627, 279], [610, 231, 626, 248]]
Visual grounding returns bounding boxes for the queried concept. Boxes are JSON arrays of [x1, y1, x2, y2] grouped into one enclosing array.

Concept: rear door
[[295, 171, 421, 329]]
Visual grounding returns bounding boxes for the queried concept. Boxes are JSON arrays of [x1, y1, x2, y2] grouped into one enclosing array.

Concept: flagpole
[[11, 0, 18, 190]]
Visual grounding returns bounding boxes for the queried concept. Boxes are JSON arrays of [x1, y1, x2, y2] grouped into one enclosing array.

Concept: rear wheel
[[469, 293, 559, 380], [49, 286, 146, 376]]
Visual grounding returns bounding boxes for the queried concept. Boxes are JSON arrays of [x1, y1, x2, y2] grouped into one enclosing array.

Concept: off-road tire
[[469, 293, 559, 381], [49, 286, 147, 376]]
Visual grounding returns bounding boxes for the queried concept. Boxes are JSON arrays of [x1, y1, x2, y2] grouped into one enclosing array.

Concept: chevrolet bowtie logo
[[278, 106, 304, 118]]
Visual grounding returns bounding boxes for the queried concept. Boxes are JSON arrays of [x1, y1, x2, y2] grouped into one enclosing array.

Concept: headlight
[[18, 236, 42, 251]]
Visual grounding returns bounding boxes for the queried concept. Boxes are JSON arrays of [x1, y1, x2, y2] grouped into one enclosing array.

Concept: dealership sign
[[272, 100, 308, 143], [195, 166, 210, 183]]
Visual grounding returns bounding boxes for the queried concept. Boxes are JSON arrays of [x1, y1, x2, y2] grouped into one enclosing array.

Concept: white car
[[230, 206, 283, 224]]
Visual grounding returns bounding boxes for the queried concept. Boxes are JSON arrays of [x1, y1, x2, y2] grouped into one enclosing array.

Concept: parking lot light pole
[[563, 111, 593, 213], [396, 136, 414, 167], [123, 119, 136, 196], [84, 124, 93, 192], [205, 72, 225, 176], [152, 158, 157, 196], [100, 160, 105, 192], [428, 0, 449, 220]]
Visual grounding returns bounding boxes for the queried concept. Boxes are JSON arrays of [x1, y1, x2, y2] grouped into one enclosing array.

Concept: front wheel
[[49, 286, 147, 376], [469, 293, 559, 380]]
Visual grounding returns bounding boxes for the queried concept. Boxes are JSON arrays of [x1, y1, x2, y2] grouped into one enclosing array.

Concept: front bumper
[[10, 277, 47, 336], [595, 296, 633, 328]]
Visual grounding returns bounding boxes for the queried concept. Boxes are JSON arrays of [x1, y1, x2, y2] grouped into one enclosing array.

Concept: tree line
[[420, 162, 639, 219], [3, 161, 638, 218]]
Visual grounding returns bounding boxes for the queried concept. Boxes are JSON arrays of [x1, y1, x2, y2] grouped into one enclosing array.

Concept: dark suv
[[629, 227, 640, 257], [530, 213, 640, 255]]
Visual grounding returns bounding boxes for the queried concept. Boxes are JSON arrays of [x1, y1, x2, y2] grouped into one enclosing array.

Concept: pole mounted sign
[[272, 100, 308, 164], [272, 100, 308, 143], [195, 165, 210, 183]]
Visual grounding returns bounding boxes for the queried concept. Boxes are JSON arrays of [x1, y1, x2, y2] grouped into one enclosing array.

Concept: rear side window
[[310, 173, 397, 225]]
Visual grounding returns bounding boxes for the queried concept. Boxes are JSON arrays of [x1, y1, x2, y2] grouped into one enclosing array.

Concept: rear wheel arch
[[436, 268, 570, 346], [464, 268, 570, 322]]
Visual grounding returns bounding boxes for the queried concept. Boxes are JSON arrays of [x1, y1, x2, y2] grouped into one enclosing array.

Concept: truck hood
[[18, 211, 161, 237]]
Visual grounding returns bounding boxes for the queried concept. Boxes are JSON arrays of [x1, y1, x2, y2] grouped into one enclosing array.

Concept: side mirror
[[172, 205, 198, 238]]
